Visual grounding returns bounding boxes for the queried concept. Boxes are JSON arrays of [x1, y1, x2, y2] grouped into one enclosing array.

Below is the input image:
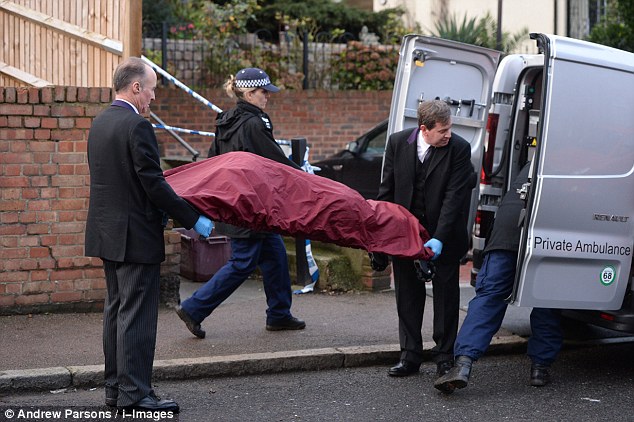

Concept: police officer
[[176, 68, 306, 337], [434, 162, 563, 393]]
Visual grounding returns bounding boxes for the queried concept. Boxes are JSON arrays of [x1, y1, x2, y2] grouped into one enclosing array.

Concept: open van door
[[512, 34, 634, 310], [387, 35, 500, 234]]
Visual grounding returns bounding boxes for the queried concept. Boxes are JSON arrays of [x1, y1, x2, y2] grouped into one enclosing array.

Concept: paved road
[[2, 341, 634, 422]]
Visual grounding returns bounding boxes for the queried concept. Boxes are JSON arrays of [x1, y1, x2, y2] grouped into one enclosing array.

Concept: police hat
[[235, 68, 280, 93]]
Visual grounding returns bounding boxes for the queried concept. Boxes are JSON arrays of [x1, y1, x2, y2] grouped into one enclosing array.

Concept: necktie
[[422, 147, 433, 165]]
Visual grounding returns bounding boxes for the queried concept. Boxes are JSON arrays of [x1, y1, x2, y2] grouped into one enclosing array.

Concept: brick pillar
[[160, 222, 183, 307], [360, 255, 392, 291]]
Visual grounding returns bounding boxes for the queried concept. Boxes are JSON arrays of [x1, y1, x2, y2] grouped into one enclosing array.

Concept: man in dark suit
[[85, 57, 213, 412], [376, 100, 475, 383]]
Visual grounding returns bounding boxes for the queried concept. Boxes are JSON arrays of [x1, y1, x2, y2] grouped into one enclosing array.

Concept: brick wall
[[0, 87, 182, 314], [0, 86, 392, 315], [1, 87, 106, 314], [152, 87, 393, 161]]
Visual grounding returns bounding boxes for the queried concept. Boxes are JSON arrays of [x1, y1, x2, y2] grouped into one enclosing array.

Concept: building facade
[[373, 0, 596, 53]]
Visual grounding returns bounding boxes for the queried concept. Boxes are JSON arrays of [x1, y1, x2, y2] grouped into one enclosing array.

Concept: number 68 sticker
[[600, 266, 616, 286]]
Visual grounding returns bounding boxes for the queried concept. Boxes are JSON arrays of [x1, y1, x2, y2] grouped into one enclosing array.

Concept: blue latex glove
[[424, 238, 443, 261], [193, 215, 214, 238]]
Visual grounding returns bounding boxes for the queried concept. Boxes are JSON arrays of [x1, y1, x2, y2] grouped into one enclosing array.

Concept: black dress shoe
[[124, 394, 179, 413], [266, 316, 306, 331], [436, 360, 454, 377], [388, 360, 420, 377], [434, 355, 473, 393], [176, 306, 205, 339], [530, 364, 551, 387]]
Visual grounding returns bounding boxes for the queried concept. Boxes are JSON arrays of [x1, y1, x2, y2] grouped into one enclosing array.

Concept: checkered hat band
[[235, 77, 271, 89]]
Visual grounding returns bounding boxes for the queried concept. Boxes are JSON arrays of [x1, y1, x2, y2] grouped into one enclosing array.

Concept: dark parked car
[[312, 120, 388, 200]]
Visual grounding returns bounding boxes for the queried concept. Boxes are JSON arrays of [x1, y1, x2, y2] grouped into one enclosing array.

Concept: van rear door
[[388, 35, 500, 163], [388, 35, 500, 232], [512, 34, 634, 310]]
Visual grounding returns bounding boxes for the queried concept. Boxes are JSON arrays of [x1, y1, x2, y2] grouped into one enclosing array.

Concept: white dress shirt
[[416, 129, 432, 163]]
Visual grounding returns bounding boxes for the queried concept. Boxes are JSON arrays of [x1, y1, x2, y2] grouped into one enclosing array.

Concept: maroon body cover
[[165, 151, 432, 260]]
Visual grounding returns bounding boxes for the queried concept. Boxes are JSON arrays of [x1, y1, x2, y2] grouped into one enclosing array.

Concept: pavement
[[0, 263, 532, 394]]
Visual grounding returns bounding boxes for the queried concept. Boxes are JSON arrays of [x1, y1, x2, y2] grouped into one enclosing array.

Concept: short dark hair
[[113, 57, 147, 93], [417, 100, 451, 129]]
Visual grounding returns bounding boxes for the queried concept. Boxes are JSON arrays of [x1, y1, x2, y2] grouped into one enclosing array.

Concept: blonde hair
[[224, 74, 257, 99]]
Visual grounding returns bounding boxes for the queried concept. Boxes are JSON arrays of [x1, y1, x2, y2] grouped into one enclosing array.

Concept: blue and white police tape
[[152, 123, 215, 137], [293, 239, 320, 294], [297, 153, 320, 294], [141, 55, 223, 114], [280, 143, 321, 174], [281, 146, 320, 294]]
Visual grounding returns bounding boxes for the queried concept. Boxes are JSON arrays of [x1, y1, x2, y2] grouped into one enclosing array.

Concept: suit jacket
[[377, 127, 475, 262], [85, 103, 199, 264]]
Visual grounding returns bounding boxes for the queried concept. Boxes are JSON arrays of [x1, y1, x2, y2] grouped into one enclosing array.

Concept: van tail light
[[481, 113, 499, 185], [473, 209, 494, 238], [600, 313, 615, 321], [473, 210, 482, 237]]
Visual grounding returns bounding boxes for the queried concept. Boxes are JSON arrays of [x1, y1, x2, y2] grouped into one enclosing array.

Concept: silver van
[[388, 33, 634, 331]]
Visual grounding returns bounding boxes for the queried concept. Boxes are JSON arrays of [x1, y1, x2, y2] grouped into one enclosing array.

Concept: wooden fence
[[0, 0, 142, 88]]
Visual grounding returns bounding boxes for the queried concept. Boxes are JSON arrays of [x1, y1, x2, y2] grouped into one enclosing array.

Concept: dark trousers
[[181, 233, 293, 325], [103, 260, 160, 407], [455, 250, 563, 366], [392, 257, 460, 364]]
